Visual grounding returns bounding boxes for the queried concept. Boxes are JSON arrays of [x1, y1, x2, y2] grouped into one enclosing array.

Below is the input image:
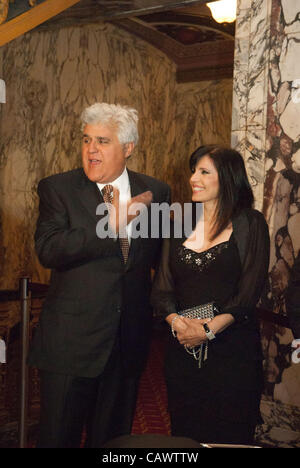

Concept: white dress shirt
[[97, 167, 132, 243]]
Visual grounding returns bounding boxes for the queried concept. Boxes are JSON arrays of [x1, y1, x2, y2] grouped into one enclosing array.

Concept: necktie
[[101, 184, 130, 264]]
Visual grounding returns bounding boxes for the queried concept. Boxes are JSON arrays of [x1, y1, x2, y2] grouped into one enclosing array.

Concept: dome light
[[207, 0, 237, 24]]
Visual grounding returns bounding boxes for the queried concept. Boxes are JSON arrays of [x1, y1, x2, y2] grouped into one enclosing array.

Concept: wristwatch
[[203, 322, 216, 341]]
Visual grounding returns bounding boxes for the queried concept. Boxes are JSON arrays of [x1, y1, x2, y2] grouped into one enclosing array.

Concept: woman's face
[[190, 155, 220, 204]]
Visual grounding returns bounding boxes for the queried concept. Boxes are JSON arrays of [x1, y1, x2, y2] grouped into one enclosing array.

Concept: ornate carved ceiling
[[1, 0, 235, 82]]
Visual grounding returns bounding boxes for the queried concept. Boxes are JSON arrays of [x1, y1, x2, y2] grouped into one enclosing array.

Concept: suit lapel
[[127, 169, 149, 197], [73, 169, 150, 269], [126, 170, 150, 269], [73, 169, 103, 223], [73, 170, 124, 262], [74, 168, 147, 218]]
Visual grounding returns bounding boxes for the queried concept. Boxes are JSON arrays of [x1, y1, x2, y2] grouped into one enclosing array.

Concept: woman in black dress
[[152, 145, 270, 445]]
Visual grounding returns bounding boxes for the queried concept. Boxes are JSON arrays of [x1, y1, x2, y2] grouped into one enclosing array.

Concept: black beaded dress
[[152, 210, 270, 445]]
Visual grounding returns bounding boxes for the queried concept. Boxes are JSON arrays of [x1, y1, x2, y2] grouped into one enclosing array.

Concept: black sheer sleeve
[[151, 238, 178, 319], [223, 210, 270, 323]]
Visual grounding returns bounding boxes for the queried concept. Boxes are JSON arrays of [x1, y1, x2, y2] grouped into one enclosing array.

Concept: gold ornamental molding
[[0, 0, 9, 26], [0, 0, 38, 26], [0, 0, 81, 46]]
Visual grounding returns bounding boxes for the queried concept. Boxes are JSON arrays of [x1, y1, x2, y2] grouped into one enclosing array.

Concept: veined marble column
[[232, 0, 300, 448], [232, 0, 272, 210]]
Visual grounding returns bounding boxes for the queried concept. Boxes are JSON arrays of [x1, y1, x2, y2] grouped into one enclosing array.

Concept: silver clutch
[[177, 302, 219, 367], [179, 302, 218, 320]]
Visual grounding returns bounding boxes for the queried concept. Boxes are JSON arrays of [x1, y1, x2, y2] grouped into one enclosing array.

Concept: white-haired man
[[29, 103, 171, 447]]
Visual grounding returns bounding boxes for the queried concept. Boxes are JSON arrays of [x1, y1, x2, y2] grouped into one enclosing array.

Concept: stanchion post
[[19, 277, 31, 449]]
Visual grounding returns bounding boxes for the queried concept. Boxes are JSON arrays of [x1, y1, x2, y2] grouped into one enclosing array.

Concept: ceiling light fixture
[[207, 0, 237, 24]]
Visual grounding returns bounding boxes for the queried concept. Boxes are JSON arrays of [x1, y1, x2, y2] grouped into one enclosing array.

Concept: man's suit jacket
[[28, 168, 171, 378]]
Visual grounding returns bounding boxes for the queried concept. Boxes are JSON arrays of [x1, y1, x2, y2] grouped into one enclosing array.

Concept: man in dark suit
[[28, 102, 171, 447]]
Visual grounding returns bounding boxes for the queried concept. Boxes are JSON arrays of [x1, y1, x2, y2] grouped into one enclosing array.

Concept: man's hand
[[109, 187, 153, 235]]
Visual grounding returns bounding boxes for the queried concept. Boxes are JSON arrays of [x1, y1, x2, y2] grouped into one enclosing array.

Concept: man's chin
[[83, 168, 104, 183]]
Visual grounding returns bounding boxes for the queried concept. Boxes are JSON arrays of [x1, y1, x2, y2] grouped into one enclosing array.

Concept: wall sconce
[[207, 0, 237, 24]]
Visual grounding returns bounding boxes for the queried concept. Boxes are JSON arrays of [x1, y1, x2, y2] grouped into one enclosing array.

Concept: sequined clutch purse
[[178, 302, 218, 321], [178, 302, 219, 367]]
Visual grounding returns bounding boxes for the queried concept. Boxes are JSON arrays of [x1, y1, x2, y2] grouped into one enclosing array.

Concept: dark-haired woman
[[151, 145, 270, 445]]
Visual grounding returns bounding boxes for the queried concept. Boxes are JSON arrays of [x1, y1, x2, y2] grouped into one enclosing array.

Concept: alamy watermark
[[291, 339, 300, 364], [95, 201, 204, 243]]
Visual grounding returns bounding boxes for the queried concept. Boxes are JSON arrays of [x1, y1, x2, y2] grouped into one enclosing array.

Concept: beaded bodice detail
[[169, 234, 241, 311], [177, 241, 230, 272]]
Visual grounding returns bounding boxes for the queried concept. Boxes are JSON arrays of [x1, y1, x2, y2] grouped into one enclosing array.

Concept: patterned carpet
[[132, 327, 171, 436], [2, 326, 296, 448], [0, 327, 170, 448]]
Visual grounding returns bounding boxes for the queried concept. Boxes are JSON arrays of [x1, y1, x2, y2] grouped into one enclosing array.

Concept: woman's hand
[[176, 313, 235, 347], [167, 314, 188, 335], [176, 318, 209, 347]]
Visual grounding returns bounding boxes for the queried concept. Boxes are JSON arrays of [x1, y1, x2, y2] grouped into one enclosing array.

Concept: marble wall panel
[[258, 398, 300, 447], [171, 79, 233, 204], [232, 0, 272, 209], [231, 67, 248, 131], [231, 129, 247, 152], [233, 0, 300, 307], [279, 33, 300, 81], [234, 0, 300, 447], [231, 5, 251, 132], [244, 128, 268, 208], [263, 0, 300, 315], [238, 0, 252, 9], [281, 0, 300, 27]]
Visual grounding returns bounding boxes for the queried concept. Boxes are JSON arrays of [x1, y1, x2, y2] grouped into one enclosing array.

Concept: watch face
[[203, 322, 216, 340]]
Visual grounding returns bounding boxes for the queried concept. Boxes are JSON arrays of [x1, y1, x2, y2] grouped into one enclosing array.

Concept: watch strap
[[203, 322, 216, 341]]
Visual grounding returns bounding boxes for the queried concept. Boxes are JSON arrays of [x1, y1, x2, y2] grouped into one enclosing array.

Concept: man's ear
[[124, 142, 135, 159]]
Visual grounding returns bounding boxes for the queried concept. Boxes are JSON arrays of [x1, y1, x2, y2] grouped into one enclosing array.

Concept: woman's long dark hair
[[189, 145, 254, 240]]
